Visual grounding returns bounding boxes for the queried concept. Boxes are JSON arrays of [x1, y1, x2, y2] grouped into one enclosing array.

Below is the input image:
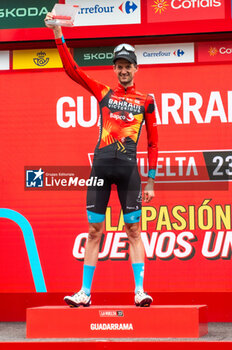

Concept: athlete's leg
[[80, 221, 104, 295], [64, 222, 105, 306], [116, 161, 152, 305], [125, 221, 145, 294], [64, 160, 111, 307], [82, 158, 111, 295], [84, 221, 104, 266], [125, 221, 144, 264]]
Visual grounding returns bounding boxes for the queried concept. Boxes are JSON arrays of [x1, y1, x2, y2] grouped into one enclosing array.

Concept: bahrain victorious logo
[[151, 0, 169, 14], [33, 51, 49, 67]]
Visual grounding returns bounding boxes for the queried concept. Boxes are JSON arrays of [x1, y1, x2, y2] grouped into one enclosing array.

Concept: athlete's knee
[[88, 222, 103, 243], [125, 222, 141, 242]]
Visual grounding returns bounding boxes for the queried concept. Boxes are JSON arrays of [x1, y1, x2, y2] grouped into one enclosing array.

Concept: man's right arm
[[44, 12, 62, 38], [44, 13, 110, 102]]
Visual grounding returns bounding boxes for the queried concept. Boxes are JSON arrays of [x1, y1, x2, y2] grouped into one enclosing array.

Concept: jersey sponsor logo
[[126, 206, 140, 210], [110, 112, 134, 122], [108, 98, 142, 113]]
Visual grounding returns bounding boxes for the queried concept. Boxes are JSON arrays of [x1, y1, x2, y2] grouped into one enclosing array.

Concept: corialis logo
[[119, 1, 138, 14], [173, 49, 185, 57], [26, 168, 44, 187]]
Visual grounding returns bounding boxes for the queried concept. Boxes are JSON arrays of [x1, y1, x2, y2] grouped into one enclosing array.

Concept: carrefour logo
[[77, 2, 138, 15], [143, 48, 185, 58], [119, 1, 138, 13], [151, 0, 222, 14], [173, 49, 185, 57], [66, 0, 140, 26]]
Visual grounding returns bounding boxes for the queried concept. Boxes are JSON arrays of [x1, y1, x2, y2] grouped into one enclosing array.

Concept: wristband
[[61, 35, 65, 44], [148, 169, 156, 179]]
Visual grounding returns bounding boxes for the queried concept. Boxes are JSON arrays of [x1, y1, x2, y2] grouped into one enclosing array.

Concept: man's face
[[113, 58, 138, 87]]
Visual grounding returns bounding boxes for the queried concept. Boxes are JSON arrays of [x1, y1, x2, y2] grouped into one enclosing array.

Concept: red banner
[[0, 61, 231, 293], [198, 41, 232, 62], [0, 0, 231, 43], [147, 0, 226, 22]]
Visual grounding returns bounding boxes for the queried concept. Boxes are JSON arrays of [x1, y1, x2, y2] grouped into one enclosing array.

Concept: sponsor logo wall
[[13, 49, 64, 69], [65, 0, 141, 26], [0, 51, 10, 70], [198, 41, 232, 62], [0, 0, 231, 42], [147, 0, 226, 22], [0, 48, 231, 294], [74, 47, 114, 67], [0, 0, 56, 29], [135, 43, 195, 64]]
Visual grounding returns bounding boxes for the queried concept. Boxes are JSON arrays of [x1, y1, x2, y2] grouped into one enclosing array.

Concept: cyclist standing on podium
[[45, 12, 158, 307]]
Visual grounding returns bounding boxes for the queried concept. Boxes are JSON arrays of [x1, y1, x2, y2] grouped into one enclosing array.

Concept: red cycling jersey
[[56, 37, 158, 174]]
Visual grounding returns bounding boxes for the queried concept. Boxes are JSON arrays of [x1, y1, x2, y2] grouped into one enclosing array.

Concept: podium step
[[26, 305, 208, 339]]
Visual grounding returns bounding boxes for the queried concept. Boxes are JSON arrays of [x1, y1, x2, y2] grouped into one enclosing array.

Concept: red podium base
[[26, 305, 208, 339]]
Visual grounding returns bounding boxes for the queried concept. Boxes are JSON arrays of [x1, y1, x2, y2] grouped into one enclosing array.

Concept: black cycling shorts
[[86, 158, 142, 224]]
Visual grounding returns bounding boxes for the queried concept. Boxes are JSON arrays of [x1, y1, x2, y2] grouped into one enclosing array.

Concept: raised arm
[[44, 12, 110, 102], [143, 94, 158, 203]]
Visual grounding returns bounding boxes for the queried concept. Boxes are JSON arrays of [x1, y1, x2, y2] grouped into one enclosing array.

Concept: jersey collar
[[116, 83, 136, 93]]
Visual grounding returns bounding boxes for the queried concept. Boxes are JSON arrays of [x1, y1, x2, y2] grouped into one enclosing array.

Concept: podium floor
[[0, 322, 232, 342]]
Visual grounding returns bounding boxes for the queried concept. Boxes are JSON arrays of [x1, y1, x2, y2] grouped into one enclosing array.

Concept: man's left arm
[[143, 94, 158, 203]]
